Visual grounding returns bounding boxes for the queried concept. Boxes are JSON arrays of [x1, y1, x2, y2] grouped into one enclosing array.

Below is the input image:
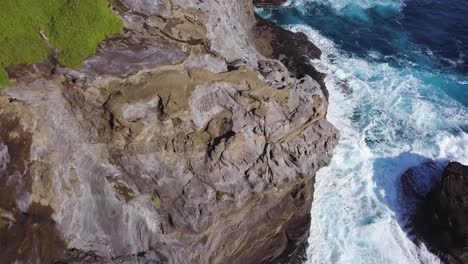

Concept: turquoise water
[[259, 1, 468, 263]]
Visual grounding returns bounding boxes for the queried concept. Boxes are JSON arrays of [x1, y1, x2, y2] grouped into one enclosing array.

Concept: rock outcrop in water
[[0, 0, 338, 263], [412, 162, 468, 264]]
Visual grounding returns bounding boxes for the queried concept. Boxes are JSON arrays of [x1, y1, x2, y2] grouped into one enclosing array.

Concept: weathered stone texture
[[0, 0, 339, 263]]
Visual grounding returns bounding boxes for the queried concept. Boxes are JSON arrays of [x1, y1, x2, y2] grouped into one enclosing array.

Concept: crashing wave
[[290, 0, 404, 11], [286, 23, 466, 264]]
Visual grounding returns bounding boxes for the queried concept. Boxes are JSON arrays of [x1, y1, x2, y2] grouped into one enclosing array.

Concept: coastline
[[0, 0, 338, 263]]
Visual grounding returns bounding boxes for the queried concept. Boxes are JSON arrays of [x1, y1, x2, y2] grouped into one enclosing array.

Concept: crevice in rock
[[109, 112, 116, 130], [207, 130, 236, 158]]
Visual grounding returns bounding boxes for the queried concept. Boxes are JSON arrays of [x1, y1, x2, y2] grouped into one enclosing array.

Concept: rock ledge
[[0, 1, 339, 263]]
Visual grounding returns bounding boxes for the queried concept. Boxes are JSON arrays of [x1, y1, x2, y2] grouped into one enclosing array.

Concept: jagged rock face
[[253, 0, 288, 8], [253, 15, 328, 99], [414, 162, 468, 264], [0, 0, 339, 263]]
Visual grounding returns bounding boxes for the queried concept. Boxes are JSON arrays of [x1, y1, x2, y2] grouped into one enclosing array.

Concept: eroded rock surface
[[253, 0, 288, 8], [0, 0, 339, 263]]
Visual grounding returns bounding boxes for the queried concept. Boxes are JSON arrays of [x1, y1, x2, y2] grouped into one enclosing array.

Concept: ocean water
[[258, 1, 468, 263]]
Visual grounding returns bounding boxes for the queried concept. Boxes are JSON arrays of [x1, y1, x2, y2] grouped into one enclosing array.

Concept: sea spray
[[293, 23, 461, 264], [283, 21, 465, 264], [258, 0, 468, 262]]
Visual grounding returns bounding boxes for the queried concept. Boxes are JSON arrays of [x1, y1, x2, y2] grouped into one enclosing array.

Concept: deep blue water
[[260, 0, 468, 106], [258, 1, 468, 263]]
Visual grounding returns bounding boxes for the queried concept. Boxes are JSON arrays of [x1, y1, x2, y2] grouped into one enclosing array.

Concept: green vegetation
[[0, 0, 122, 87], [152, 194, 161, 209], [216, 191, 225, 202], [0, 209, 9, 230], [0, 68, 9, 87]]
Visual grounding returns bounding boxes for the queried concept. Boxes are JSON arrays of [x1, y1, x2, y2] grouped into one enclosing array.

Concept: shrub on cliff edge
[[0, 0, 122, 88]]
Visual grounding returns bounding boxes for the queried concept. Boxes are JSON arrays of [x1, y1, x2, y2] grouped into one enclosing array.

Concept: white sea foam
[[435, 132, 468, 164], [291, 0, 404, 11], [286, 23, 467, 264], [284, 0, 295, 7]]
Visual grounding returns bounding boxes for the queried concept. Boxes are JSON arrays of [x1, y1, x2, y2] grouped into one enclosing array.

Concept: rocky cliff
[[0, 0, 339, 263]]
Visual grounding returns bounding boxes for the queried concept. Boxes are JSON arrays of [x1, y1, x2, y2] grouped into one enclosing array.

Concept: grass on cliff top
[[0, 0, 123, 88]]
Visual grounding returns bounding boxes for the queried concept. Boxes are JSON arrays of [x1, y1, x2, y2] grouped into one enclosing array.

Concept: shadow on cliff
[[371, 151, 448, 239]]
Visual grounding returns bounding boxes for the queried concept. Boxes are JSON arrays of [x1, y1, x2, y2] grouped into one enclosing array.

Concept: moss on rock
[[0, 0, 122, 87], [152, 194, 161, 209]]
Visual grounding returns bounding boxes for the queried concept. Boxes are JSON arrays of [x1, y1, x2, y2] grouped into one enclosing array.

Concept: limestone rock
[[0, 0, 339, 263]]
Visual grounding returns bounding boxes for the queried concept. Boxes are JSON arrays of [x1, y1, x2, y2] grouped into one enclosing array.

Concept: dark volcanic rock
[[253, 0, 288, 8], [254, 15, 328, 99], [401, 160, 445, 201], [414, 162, 468, 264]]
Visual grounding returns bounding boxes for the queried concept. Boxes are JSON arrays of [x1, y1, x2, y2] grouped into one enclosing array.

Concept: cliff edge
[[0, 0, 339, 263]]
